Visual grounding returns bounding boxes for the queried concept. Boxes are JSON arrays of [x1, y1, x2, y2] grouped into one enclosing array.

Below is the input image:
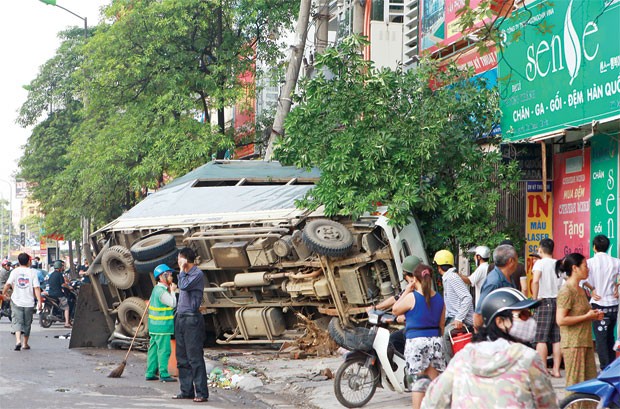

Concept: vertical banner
[[525, 181, 553, 297], [590, 134, 619, 256], [40, 236, 47, 259], [553, 149, 591, 259]]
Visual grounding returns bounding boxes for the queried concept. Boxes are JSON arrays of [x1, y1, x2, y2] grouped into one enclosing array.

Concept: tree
[[18, 0, 298, 230], [275, 35, 520, 252]]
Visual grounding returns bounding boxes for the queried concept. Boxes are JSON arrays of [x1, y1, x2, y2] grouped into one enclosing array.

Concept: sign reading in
[[590, 133, 618, 256], [525, 181, 553, 297], [553, 149, 591, 259], [499, 0, 620, 141]]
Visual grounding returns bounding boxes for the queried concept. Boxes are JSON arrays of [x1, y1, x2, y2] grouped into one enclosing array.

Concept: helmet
[[1, 259, 10, 268], [53, 260, 64, 269], [433, 250, 454, 266], [402, 255, 422, 274], [154, 264, 173, 279], [481, 288, 540, 327], [474, 246, 491, 259]]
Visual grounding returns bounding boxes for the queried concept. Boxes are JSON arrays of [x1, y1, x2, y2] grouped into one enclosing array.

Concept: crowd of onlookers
[[384, 234, 619, 409]]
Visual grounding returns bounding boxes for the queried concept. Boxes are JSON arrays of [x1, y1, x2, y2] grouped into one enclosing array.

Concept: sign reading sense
[[498, 0, 620, 141]]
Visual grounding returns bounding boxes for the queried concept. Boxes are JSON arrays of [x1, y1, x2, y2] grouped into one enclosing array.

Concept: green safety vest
[[148, 284, 174, 335]]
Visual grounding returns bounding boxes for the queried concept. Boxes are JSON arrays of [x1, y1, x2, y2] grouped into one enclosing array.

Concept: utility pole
[[263, 0, 312, 161], [352, 0, 365, 35], [315, 0, 329, 54]]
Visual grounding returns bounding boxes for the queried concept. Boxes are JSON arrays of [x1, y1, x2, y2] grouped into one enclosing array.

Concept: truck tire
[[117, 297, 148, 338], [102, 246, 139, 290], [133, 248, 179, 274], [302, 219, 353, 257], [130, 234, 176, 261]]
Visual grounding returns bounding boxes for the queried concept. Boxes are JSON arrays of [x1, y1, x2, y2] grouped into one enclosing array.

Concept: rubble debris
[[278, 312, 338, 358]]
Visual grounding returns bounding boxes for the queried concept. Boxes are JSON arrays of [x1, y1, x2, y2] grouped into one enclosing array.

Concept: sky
[[0, 0, 109, 209]]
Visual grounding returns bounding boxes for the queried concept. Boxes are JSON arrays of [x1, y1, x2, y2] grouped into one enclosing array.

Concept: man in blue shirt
[[48, 260, 72, 328], [172, 247, 209, 403], [473, 244, 518, 329]]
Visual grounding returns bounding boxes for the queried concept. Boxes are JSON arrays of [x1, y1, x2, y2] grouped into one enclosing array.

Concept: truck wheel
[[117, 297, 148, 338], [302, 219, 353, 257], [133, 248, 179, 274], [328, 317, 347, 347], [130, 234, 176, 261], [102, 246, 139, 289]]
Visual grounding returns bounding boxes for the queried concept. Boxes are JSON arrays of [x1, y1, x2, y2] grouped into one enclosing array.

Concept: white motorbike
[[329, 310, 409, 408]]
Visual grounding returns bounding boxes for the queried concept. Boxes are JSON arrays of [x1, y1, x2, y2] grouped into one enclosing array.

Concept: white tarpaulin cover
[[98, 161, 320, 232]]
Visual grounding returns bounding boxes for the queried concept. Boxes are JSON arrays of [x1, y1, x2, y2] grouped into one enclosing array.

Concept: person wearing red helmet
[[0, 259, 12, 316]]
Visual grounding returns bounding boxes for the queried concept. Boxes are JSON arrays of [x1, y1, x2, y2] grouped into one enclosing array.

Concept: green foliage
[[275, 35, 520, 252], [18, 0, 297, 232]]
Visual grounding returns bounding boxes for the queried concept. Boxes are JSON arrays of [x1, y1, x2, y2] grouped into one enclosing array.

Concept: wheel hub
[[316, 226, 342, 241]]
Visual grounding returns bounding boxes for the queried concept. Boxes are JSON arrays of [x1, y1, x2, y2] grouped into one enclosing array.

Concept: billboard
[[590, 133, 619, 256], [553, 149, 591, 259], [499, 0, 620, 141], [420, 0, 497, 54]]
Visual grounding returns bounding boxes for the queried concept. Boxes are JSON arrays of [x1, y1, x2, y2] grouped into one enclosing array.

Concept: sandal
[[14, 343, 21, 351], [193, 397, 208, 403], [172, 394, 194, 400], [22, 345, 30, 350]]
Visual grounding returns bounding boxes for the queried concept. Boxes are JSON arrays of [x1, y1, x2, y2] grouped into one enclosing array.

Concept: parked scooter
[[559, 357, 620, 408], [329, 310, 409, 408]]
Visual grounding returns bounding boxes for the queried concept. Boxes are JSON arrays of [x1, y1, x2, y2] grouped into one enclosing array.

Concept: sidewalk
[[206, 349, 569, 409]]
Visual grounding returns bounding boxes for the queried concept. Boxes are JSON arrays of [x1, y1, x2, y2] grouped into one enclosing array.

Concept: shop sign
[[501, 143, 552, 180], [420, 0, 488, 53], [590, 133, 618, 256], [499, 0, 620, 141], [525, 181, 553, 297], [553, 149, 591, 259]]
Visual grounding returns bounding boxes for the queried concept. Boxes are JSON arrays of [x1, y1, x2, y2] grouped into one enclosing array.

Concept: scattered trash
[[208, 365, 263, 391]]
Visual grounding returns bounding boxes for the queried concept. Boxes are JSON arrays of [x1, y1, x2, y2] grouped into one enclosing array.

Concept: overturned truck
[[72, 161, 427, 347]]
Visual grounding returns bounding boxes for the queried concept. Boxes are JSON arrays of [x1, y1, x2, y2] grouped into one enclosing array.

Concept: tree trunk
[[263, 0, 312, 161], [68, 240, 76, 279], [81, 217, 93, 263]]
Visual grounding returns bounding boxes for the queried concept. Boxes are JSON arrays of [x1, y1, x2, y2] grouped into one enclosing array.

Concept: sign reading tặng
[[498, 0, 620, 141]]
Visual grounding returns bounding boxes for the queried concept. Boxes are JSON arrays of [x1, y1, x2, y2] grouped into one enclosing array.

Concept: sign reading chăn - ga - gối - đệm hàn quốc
[[498, 0, 620, 141]]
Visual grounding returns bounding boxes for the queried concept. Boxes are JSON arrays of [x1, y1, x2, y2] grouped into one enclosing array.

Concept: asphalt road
[[0, 315, 570, 409], [0, 317, 264, 409]]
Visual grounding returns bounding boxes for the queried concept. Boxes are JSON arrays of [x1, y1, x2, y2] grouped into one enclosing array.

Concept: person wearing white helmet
[[473, 244, 520, 329], [460, 246, 492, 306]]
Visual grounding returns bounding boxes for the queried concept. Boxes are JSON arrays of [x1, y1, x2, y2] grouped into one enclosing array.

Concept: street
[[1, 316, 570, 409]]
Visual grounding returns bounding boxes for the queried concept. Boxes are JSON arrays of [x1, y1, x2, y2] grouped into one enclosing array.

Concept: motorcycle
[[559, 357, 620, 408], [329, 310, 409, 408], [39, 284, 79, 328], [0, 298, 11, 321]]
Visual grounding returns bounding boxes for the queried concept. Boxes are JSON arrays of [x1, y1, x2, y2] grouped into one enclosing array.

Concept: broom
[[108, 302, 149, 378]]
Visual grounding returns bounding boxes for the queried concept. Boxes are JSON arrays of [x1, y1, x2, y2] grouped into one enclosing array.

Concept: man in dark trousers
[[172, 247, 209, 403]]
